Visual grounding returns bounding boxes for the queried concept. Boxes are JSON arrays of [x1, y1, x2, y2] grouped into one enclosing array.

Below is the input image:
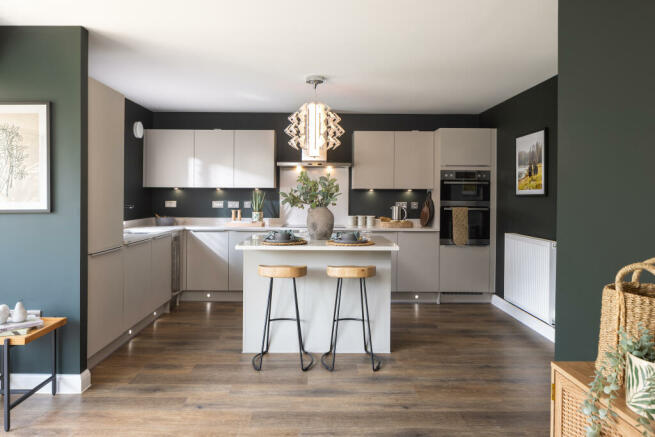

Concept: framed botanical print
[[0, 103, 50, 212], [516, 129, 546, 196]]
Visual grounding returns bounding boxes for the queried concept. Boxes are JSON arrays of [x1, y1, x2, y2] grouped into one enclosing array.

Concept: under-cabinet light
[[295, 165, 303, 172], [369, 189, 374, 192], [407, 189, 413, 192], [174, 187, 180, 191]]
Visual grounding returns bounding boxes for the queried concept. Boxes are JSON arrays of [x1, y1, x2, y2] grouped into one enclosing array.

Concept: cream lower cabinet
[[369, 232, 398, 291], [186, 231, 229, 291], [150, 234, 172, 309], [124, 240, 152, 330], [397, 232, 439, 292], [439, 245, 490, 292], [87, 248, 124, 358], [228, 231, 253, 291]]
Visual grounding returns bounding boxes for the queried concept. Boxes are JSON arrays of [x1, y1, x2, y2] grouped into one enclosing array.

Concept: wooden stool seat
[[258, 265, 307, 278], [326, 265, 376, 279]]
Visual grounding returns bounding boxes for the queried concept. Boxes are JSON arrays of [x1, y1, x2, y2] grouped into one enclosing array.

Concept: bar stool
[[322, 265, 381, 372], [252, 265, 315, 372]]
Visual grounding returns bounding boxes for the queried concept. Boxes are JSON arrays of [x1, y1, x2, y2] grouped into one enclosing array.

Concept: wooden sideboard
[[551, 361, 648, 436]]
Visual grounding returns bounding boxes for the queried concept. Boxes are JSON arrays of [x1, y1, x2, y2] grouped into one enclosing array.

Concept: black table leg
[[52, 329, 57, 395], [4, 338, 10, 432]]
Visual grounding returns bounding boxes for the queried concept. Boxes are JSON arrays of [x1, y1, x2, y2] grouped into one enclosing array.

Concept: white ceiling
[[0, 0, 557, 114]]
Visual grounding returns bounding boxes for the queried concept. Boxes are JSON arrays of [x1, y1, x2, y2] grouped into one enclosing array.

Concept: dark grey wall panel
[[0, 26, 88, 373], [142, 112, 479, 219], [480, 76, 558, 298], [555, 1, 655, 361], [124, 99, 153, 221]]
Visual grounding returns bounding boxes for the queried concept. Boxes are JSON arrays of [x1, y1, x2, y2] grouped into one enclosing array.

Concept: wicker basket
[[596, 259, 655, 381]]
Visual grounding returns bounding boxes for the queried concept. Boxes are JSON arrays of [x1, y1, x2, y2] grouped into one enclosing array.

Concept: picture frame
[[0, 102, 50, 212], [515, 129, 546, 196]]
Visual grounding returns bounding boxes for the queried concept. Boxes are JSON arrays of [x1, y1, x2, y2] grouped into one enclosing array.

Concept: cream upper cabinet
[[438, 128, 493, 167], [88, 78, 124, 253], [144, 129, 195, 187], [352, 131, 395, 189], [194, 130, 234, 188], [394, 131, 434, 189], [233, 130, 275, 188]]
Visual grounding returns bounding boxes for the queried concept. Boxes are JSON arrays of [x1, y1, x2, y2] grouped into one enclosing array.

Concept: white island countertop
[[236, 236, 399, 251]]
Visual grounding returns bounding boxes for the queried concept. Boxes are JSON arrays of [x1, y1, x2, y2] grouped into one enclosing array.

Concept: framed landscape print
[[516, 129, 545, 196], [0, 103, 50, 212]]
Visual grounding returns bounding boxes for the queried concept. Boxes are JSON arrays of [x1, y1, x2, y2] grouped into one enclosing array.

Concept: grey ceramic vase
[[307, 207, 334, 240]]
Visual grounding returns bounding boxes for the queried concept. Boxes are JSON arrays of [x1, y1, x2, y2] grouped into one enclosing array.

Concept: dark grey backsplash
[[126, 110, 479, 220], [152, 188, 279, 218]]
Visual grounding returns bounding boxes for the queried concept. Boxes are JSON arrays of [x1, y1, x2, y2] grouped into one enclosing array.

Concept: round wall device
[[133, 121, 144, 139]]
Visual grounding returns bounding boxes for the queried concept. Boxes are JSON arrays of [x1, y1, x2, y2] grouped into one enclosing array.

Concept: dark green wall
[[0, 27, 88, 373], [480, 76, 558, 298], [124, 99, 153, 221], [556, 2, 655, 360]]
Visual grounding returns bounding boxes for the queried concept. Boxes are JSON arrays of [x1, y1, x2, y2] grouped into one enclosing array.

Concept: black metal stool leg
[[362, 278, 381, 371], [321, 278, 343, 371], [292, 278, 314, 371], [4, 338, 10, 431], [252, 277, 274, 371]]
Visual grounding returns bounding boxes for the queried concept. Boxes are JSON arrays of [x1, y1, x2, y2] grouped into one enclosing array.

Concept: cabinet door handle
[[90, 246, 122, 257], [126, 239, 151, 247]]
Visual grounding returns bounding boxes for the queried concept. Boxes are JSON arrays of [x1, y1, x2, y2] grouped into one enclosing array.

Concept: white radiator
[[504, 233, 557, 325]]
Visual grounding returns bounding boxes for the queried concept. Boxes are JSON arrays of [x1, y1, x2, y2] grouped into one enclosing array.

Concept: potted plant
[[583, 323, 655, 436], [252, 189, 265, 222], [280, 171, 340, 240]]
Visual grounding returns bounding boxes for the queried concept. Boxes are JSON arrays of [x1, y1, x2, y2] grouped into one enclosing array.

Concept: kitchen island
[[236, 236, 399, 354]]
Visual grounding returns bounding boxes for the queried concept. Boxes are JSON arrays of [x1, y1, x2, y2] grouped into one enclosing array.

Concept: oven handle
[[442, 181, 489, 185], [443, 207, 489, 211]]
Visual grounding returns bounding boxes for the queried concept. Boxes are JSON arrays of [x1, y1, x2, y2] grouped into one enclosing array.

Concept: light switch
[[212, 201, 224, 208], [410, 201, 419, 210], [164, 200, 177, 208], [244, 201, 252, 209], [228, 201, 239, 208], [396, 201, 408, 208]]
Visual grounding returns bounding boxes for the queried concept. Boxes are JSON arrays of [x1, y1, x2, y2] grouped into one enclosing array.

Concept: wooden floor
[[5, 302, 554, 436]]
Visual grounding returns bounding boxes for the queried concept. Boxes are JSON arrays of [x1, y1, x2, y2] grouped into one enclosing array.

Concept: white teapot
[[0, 305, 9, 324], [12, 301, 27, 323]]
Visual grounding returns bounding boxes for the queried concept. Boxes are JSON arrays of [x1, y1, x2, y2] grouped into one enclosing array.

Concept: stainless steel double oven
[[439, 170, 490, 246]]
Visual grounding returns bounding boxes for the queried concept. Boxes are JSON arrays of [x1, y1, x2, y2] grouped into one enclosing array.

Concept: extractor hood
[[277, 161, 351, 168], [277, 148, 351, 168]]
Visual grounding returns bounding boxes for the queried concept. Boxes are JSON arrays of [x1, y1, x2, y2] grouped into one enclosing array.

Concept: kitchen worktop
[[236, 235, 399, 251], [124, 223, 439, 234]]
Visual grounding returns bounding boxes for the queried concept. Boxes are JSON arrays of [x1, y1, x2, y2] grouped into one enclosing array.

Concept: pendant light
[[284, 76, 345, 160]]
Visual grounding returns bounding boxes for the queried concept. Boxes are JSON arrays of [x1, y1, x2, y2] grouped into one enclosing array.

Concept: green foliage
[[280, 171, 340, 209], [582, 323, 655, 437], [251, 190, 265, 212]]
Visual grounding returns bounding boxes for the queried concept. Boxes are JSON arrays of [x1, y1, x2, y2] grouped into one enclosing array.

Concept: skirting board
[[491, 295, 555, 342], [9, 369, 91, 394]]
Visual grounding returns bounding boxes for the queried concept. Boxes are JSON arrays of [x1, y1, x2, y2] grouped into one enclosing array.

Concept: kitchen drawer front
[[439, 245, 490, 292], [88, 249, 124, 358]]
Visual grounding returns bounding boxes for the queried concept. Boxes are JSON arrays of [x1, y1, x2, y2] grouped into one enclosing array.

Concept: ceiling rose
[[284, 76, 345, 160]]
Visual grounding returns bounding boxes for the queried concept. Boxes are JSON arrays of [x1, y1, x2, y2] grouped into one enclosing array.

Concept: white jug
[[13, 301, 27, 323]]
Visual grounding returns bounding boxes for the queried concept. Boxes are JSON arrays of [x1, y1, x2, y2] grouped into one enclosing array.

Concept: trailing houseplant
[[583, 323, 655, 436], [280, 171, 340, 240], [251, 189, 265, 222]]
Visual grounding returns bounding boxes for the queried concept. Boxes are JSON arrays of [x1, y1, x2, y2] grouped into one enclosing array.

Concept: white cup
[[347, 216, 357, 227], [357, 215, 366, 227], [366, 216, 376, 227]]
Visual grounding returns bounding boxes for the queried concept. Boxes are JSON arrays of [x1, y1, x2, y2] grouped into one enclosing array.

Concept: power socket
[[244, 201, 252, 209], [164, 200, 177, 208], [410, 201, 419, 210], [227, 201, 239, 208], [396, 201, 408, 208], [212, 201, 224, 208]]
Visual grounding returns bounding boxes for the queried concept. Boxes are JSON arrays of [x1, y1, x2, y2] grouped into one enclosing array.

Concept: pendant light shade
[[284, 76, 345, 159]]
